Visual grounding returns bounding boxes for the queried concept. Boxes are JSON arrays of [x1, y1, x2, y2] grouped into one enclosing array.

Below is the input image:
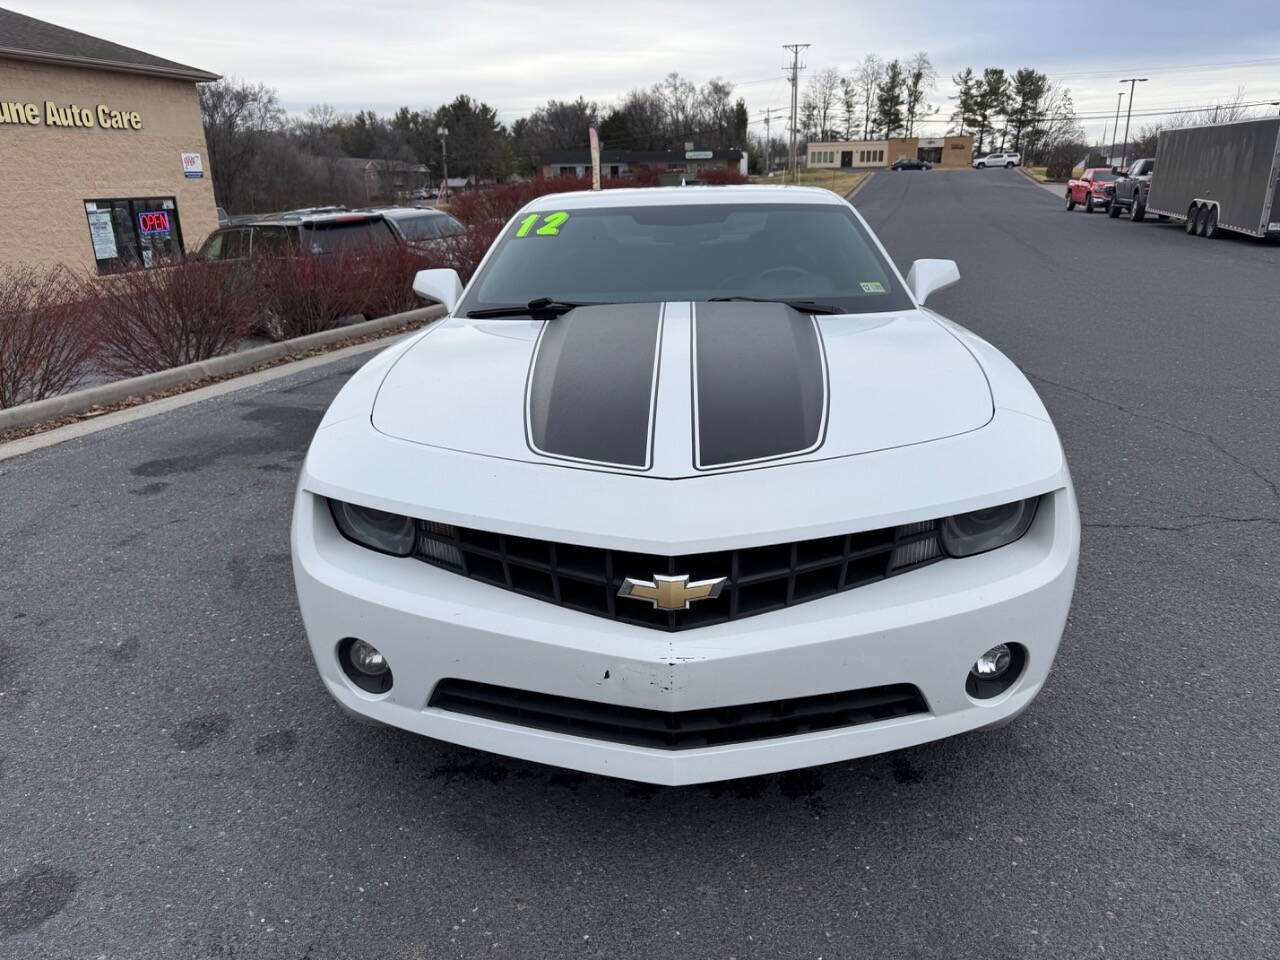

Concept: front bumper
[[292, 482, 1079, 785]]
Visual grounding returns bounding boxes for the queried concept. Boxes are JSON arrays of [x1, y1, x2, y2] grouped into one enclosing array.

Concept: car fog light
[[971, 643, 1012, 680], [338, 637, 393, 694], [349, 639, 388, 676]]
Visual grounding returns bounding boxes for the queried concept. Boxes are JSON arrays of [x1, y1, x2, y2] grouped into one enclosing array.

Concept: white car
[[973, 152, 1021, 169], [292, 186, 1079, 785]]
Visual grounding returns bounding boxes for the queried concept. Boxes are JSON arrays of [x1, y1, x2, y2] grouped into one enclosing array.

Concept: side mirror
[[412, 268, 463, 312], [905, 259, 960, 305], [1111, 166, 1120, 175]]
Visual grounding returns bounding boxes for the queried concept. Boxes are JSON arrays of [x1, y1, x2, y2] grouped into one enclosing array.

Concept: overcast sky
[[16, 0, 1280, 143]]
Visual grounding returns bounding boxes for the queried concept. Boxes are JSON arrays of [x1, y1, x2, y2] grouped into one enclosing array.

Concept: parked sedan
[[891, 157, 932, 171], [1065, 168, 1117, 213], [291, 185, 1080, 785]]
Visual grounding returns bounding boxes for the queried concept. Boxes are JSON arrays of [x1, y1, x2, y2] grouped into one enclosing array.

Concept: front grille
[[429, 678, 929, 750], [409, 516, 942, 631]]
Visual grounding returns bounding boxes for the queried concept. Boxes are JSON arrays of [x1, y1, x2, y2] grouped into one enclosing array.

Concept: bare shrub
[[93, 260, 255, 376], [0, 265, 99, 408]]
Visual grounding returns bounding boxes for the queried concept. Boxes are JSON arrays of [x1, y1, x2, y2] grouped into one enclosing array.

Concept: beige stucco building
[[0, 8, 220, 273], [807, 135, 974, 170]]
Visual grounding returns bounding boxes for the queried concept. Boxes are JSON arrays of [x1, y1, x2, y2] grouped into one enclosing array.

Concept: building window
[[84, 197, 184, 274], [877, 150, 884, 162]]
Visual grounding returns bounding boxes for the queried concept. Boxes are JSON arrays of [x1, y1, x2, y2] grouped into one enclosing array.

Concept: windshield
[[1091, 170, 1117, 182], [456, 202, 913, 315]]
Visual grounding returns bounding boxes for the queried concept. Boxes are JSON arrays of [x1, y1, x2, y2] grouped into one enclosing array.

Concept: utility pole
[[761, 107, 781, 173], [437, 126, 449, 202], [1107, 91, 1124, 166], [782, 43, 809, 184], [1118, 77, 1148, 168]]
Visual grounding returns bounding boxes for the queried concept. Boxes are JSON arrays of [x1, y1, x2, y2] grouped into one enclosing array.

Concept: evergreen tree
[[874, 60, 906, 138]]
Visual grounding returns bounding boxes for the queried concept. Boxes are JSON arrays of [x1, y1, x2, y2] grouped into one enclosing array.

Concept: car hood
[[372, 301, 993, 478]]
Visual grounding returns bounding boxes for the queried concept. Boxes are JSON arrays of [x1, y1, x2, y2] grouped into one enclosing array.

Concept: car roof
[[518, 185, 845, 212], [222, 211, 391, 228], [365, 206, 456, 219]]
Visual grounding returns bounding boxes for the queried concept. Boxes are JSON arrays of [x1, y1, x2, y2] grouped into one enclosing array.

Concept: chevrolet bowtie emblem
[[618, 573, 727, 611]]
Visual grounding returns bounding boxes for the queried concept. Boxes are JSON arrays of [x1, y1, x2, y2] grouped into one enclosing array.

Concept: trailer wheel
[[1202, 206, 1219, 239], [1185, 204, 1200, 234]]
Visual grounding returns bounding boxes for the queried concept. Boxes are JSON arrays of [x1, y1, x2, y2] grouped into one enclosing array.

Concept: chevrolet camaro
[[291, 185, 1080, 785]]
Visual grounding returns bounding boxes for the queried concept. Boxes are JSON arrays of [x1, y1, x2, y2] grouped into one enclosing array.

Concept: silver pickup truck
[[1107, 157, 1155, 221]]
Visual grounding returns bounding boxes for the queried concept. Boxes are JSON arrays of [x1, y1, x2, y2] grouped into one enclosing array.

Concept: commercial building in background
[[0, 7, 220, 273], [539, 148, 746, 180], [807, 135, 974, 170]]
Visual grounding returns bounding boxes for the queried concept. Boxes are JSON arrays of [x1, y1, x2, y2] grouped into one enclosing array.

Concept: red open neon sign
[[138, 211, 170, 234]]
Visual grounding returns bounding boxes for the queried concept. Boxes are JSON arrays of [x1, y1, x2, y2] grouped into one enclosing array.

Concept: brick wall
[[0, 58, 218, 270]]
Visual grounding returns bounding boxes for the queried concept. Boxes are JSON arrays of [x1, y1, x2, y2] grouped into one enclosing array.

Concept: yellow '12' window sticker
[[515, 211, 570, 237], [860, 281, 886, 293]]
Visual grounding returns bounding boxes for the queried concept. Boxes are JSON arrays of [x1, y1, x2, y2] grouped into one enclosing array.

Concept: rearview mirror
[[905, 259, 960, 305], [412, 268, 463, 313]]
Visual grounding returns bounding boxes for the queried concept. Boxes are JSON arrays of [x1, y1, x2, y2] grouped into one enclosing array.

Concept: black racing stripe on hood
[[693, 301, 827, 468], [526, 303, 663, 469]]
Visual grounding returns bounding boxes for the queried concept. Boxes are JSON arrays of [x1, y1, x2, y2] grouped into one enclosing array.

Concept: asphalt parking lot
[[3, 168, 1278, 959]]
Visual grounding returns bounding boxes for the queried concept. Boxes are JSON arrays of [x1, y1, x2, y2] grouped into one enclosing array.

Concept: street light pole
[[1107, 91, 1124, 166], [1118, 78, 1148, 168], [437, 126, 449, 202]]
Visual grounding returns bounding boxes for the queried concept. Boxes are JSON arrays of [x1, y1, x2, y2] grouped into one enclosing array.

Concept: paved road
[[3, 170, 1278, 959]]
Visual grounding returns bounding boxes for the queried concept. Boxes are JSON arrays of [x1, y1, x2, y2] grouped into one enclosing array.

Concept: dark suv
[[200, 211, 402, 261]]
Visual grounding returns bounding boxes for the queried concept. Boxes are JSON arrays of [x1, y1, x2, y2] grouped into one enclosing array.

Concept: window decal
[[516, 211, 570, 237]]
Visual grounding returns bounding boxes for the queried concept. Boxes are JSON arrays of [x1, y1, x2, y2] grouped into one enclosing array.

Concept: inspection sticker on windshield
[[515, 211, 570, 237], [860, 281, 886, 293]]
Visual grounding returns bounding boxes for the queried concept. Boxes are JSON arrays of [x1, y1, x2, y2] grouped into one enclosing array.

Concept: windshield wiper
[[467, 297, 604, 319], [708, 296, 845, 315]]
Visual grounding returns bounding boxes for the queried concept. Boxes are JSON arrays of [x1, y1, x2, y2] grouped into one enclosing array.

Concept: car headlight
[[329, 499, 415, 556], [939, 497, 1039, 558]]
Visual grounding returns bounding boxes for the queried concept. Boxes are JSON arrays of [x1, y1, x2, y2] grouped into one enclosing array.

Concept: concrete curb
[[1017, 166, 1068, 198], [846, 173, 874, 201], [0, 304, 446, 433]]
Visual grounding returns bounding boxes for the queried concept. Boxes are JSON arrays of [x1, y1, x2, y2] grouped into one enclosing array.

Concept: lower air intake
[[428, 679, 929, 750]]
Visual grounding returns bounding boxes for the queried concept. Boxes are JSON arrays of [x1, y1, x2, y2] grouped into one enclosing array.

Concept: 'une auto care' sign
[[0, 99, 142, 129]]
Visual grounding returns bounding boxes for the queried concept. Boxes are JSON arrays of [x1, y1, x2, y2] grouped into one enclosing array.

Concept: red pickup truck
[[1065, 168, 1117, 214]]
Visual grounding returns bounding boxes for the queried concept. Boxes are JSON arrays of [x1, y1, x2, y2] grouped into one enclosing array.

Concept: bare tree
[[699, 78, 737, 145], [1190, 86, 1257, 125], [655, 72, 699, 141], [805, 67, 842, 141], [199, 78, 285, 210], [853, 55, 885, 140], [903, 52, 937, 137]]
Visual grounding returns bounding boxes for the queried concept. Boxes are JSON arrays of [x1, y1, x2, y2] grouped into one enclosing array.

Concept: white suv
[[973, 152, 1021, 169]]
